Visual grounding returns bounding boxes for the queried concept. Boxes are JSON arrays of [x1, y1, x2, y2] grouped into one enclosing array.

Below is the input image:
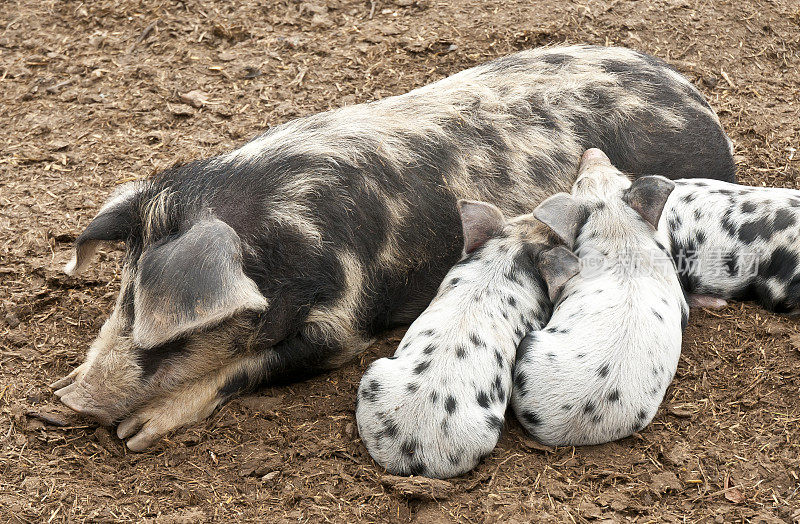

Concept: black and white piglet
[[356, 201, 577, 478], [661, 178, 800, 314], [512, 149, 688, 446]]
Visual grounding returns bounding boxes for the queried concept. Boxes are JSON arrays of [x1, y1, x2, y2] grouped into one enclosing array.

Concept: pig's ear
[[622, 176, 675, 228], [533, 193, 583, 248], [132, 217, 267, 349], [536, 246, 580, 302], [457, 200, 506, 254], [64, 182, 143, 276]]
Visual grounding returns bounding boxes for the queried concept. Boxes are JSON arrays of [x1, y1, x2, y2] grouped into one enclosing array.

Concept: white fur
[[659, 179, 800, 313], [356, 220, 550, 478], [512, 158, 686, 446]]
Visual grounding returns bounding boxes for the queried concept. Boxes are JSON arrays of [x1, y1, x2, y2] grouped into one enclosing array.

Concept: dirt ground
[[1, 0, 799, 522]]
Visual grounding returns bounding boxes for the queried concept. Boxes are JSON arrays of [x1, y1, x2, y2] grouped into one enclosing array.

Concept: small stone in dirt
[[380, 475, 454, 500], [310, 13, 334, 29], [4, 312, 20, 328], [180, 90, 209, 108], [169, 104, 195, 117], [724, 486, 745, 504], [577, 499, 602, 518], [789, 333, 800, 353], [662, 440, 692, 467], [261, 471, 280, 481], [47, 140, 70, 151], [763, 320, 790, 335], [242, 67, 261, 79], [667, 403, 695, 418], [650, 471, 682, 493]]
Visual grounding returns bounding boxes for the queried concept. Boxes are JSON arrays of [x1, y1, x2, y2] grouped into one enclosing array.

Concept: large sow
[[54, 45, 736, 450]]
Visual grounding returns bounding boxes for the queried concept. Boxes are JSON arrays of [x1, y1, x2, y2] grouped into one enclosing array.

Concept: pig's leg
[[688, 294, 728, 309], [117, 351, 275, 451], [117, 329, 370, 450]]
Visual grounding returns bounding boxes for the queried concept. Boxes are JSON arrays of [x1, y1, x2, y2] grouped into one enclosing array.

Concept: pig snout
[[54, 380, 116, 426], [50, 346, 142, 426], [578, 148, 611, 174]]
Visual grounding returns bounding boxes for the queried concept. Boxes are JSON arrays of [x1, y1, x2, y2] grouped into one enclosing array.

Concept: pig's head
[[533, 148, 676, 251], [53, 181, 270, 424]]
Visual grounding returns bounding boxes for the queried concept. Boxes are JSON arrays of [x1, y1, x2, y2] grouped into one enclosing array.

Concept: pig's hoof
[[117, 405, 180, 452], [116, 389, 223, 451], [118, 413, 164, 452], [688, 294, 728, 309]]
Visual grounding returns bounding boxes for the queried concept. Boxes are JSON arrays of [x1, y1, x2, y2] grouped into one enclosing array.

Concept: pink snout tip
[[579, 148, 611, 170]]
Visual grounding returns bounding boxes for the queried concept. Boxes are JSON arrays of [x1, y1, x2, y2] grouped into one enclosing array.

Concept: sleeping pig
[[511, 149, 688, 446], [660, 178, 800, 314], [55, 45, 734, 450], [356, 200, 578, 478]]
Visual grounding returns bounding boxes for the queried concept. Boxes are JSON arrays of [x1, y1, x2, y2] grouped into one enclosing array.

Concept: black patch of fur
[[218, 368, 250, 400], [773, 208, 796, 231], [740, 201, 756, 214], [477, 391, 491, 409], [486, 414, 504, 433], [521, 411, 541, 426], [738, 217, 773, 244], [139, 338, 187, 380], [413, 360, 431, 374]]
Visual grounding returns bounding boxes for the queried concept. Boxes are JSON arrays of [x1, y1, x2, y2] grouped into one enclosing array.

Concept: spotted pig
[[511, 149, 688, 446], [356, 201, 576, 478], [659, 179, 800, 314], [55, 45, 734, 451]]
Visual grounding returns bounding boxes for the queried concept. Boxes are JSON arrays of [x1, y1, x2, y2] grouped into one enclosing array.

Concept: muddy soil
[[1, 0, 799, 522]]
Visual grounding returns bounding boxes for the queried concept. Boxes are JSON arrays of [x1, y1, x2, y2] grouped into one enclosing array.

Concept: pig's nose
[[578, 148, 611, 173]]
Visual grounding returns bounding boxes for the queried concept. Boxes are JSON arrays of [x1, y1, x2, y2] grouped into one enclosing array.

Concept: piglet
[[661, 178, 800, 314], [511, 149, 688, 447], [355, 201, 577, 478]]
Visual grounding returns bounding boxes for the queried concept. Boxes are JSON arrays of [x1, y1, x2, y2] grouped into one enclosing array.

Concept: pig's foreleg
[[116, 328, 369, 451], [116, 351, 275, 451]]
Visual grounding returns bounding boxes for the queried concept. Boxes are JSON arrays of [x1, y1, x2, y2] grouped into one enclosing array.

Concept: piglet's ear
[[457, 200, 506, 254], [622, 176, 675, 229], [533, 193, 583, 248], [132, 217, 267, 349], [64, 182, 144, 276], [537, 246, 580, 302]]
